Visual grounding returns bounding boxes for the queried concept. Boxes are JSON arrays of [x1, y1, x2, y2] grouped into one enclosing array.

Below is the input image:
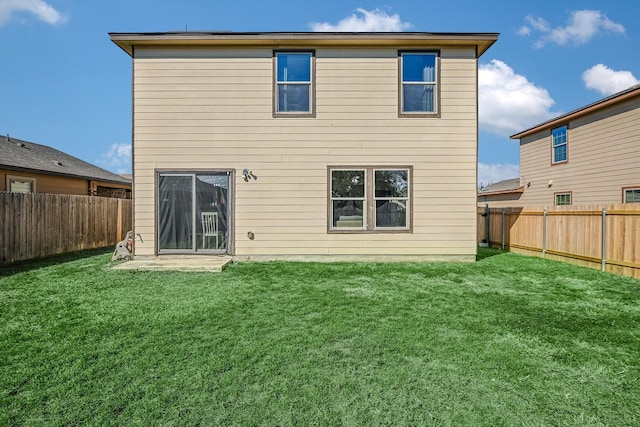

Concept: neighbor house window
[[400, 51, 438, 116], [555, 192, 572, 206], [623, 187, 640, 203], [7, 176, 35, 193], [274, 51, 314, 116], [552, 125, 568, 164], [329, 167, 411, 232]]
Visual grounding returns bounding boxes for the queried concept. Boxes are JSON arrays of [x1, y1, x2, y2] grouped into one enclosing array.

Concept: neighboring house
[[477, 178, 524, 208], [507, 84, 640, 207], [110, 31, 498, 260], [0, 135, 131, 198]]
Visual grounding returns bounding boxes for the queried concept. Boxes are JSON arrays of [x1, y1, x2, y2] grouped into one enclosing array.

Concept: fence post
[[542, 209, 547, 258], [116, 198, 123, 241], [484, 204, 490, 246], [602, 208, 607, 272], [501, 209, 506, 250]]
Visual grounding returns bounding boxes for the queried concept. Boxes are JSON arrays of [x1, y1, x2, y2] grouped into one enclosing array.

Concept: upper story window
[[623, 187, 640, 203], [329, 167, 411, 232], [400, 52, 438, 116], [274, 51, 314, 117], [551, 125, 568, 164]]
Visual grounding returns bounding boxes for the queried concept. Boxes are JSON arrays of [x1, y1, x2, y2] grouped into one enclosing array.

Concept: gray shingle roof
[[0, 135, 130, 185], [478, 178, 522, 195]]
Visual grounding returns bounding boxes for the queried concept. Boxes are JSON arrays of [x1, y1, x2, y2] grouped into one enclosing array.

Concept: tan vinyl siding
[[132, 46, 479, 258], [519, 96, 640, 206], [1, 169, 88, 195]]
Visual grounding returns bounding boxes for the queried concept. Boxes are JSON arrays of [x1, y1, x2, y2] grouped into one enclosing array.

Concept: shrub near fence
[[0, 192, 132, 265], [478, 204, 640, 279]]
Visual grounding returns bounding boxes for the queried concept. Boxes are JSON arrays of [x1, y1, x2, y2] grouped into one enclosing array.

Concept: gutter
[[477, 187, 524, 197], [109, 31, 499, 58]]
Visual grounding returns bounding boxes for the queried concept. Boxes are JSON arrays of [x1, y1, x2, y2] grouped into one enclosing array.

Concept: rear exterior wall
[[518, 97, 640, 207], [131, 45, 480, 259]]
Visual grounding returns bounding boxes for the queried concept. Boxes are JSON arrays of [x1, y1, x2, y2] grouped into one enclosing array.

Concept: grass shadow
[[476, 246, 506, 261], [0, 247, 112, 277]]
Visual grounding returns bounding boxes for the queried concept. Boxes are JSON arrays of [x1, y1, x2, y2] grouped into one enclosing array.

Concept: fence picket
[[478, 204, 640, 279], [0, 193, 132, 265]]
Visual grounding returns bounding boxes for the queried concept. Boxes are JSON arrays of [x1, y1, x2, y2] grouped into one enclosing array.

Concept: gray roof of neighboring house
[[478, 178, 522, 195], [0, 135, 131, 185]]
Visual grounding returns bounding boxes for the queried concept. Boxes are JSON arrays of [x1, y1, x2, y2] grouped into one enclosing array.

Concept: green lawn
[[1, 249, 639, 426]]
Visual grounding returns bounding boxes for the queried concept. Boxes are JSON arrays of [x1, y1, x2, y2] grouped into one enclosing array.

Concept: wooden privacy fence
[[0, 192, 132, 265], [478, 204, 640, 279]]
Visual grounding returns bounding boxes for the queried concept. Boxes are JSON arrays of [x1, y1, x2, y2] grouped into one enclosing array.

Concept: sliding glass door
[[158, 172, 230, 253]]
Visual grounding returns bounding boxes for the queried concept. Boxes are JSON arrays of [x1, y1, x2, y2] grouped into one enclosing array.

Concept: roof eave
[[109, 31, 499, 58], [477, 187, 525, 197], [510, 85, 640, 140], [0, 164, 131, 186]]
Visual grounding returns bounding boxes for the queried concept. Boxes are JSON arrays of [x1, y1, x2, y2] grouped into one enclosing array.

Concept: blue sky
[[1, 0, 638, 186]]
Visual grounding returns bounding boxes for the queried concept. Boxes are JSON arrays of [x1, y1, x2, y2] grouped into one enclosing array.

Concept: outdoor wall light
[[242, 168, 257, 182]]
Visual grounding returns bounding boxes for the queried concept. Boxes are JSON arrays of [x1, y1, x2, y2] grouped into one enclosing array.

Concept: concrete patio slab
[[111, 255, 232, 272]]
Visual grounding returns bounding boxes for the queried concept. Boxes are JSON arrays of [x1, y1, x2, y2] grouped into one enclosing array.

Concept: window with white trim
[[623, 187, 640, 203], [555, 192, 571, 206], [275, 51, 313, 116], [552, 125, 568, 163], [7, 176, 35, 193], [400, 52, 438, 115], [329, 167, 411, 232]]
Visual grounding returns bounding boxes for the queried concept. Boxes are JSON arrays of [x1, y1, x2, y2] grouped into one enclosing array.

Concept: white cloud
[[582, 64, 639, 96], [523, 15, 550, 33], [519, 10, 624, 48], [310, 8, 411, 32], [478, 163, 520, 188], [98, 143, 131, 174], [517, 26, 531, 36], [0, 0, 67, 26], [479, 59, 558, 136]]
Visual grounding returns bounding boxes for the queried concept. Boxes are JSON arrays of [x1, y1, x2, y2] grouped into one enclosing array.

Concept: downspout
[[484, 204, 490, 246], [474, 46, 479, 254], [130, 45, 136, 255]]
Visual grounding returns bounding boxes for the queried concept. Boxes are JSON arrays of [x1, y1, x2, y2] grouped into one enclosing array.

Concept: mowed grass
[[1, 249, 639, 426]]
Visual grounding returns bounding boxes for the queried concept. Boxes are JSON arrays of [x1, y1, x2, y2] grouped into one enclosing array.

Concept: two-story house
[[110, 31, 498, 260], [502, 84, 639, 207]]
